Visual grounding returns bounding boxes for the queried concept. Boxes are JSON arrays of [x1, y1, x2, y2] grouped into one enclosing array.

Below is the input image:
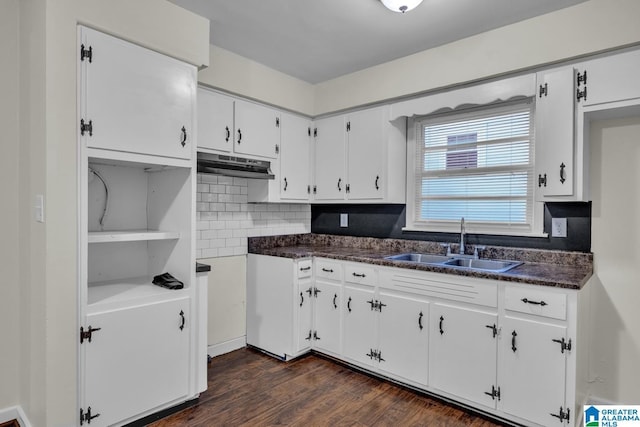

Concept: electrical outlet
[[340, 213, 348, 228], [34, 194, 45, 223], [551, 217, 567, 238]]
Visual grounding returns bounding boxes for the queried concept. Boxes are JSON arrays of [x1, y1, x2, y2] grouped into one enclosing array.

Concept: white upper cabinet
[[577, 49, 640, 107], [535, 67, 576, 199], [197, 87, 280, 160], [312, 106, 406, 204], [234, 99, 281, 159], [280, 112, 312, 201], [79, 27, 196, 160], [197, 89, 234, 153]]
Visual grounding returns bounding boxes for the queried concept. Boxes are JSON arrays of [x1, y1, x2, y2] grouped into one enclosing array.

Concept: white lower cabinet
[[377, 290, 429, 387], [246, 255, 586, 426], [84, 298, 190, 427], [429, 303, 498, 408]]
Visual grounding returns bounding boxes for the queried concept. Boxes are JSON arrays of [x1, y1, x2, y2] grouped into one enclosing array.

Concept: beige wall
[[314, 0, 640, 114], [0, 0, 21, 411], [199, 45, 315, 116], [589, 116, 640, 404]]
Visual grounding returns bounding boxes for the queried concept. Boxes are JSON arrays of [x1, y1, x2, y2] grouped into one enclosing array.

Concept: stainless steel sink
[[384, 253, 453, 264], [384, 252, 522, 273], [443, 258, 522, 272]]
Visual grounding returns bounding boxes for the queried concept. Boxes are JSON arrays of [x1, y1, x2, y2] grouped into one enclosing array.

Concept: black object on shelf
[[152, 273, 184, 290]]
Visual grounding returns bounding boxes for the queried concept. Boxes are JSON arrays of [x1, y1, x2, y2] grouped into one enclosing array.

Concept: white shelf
[[88, 276, 187, 314], [88, 230, 181, 243]]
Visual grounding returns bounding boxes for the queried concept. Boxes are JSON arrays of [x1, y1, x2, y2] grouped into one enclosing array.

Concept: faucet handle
[[473, 245, 486, 259], [440, 243, 452, 256]]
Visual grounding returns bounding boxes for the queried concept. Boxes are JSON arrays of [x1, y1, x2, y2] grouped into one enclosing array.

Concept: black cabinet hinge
[[313, 128, 318, 137], [80, 406, 100, 425], [313, 331, 321, 341], [275, 117, 280, 127], [577, 70, 587, 87], [275, 144, 279, 154], [550, 406, 570, 423], [576, 87, 587, 102], [80, 119, 93, 137], [539, 83, 548, 98], [365, 349, 385, 362], [538, 173, 547, 187], [308, 127, 311, 137], [485, 324, 498, 338], [484, 385, 501, 401], [346, 121, 351, 132], [313, 185, 317, 194], [346, 183, 350, 193], [552, 337, 572, 354], [80, 44, 93, 63], [80, 326, 101, 344], [307, 185, 311, 194]]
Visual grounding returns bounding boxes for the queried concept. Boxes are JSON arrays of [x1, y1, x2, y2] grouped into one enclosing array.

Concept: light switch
[[551, 217, 567, 238], [340, 213, 348, 228], [34, 194, 45, 223]]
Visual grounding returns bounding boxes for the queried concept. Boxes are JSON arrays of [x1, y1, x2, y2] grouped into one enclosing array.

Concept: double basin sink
[[384, 253, 522, 273]]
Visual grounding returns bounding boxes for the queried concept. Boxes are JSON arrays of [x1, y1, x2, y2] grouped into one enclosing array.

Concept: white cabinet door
[[347, 107, 385, 200], [296, 278, 314, 353], [80, 27, 195, 160], [83, 298, 190, 427], [499, 316, 567, 426], [313, 115, 346, 201], [197, 88, 234, 153], [535, 67, 575, 198], [429, 303, 498, 408], [234, 99, 281, 159], [377, 291, 429, 386], [280, 113, 312, 201], [343, 285, 377, 367], [314, 280, 342, 356], [578, 49, 640, 107]]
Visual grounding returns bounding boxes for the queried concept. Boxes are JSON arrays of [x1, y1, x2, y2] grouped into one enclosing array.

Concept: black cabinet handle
[[347, 297, 352, 312], [180, 126, 187, 147], [284, 177, 288, 191], [322, 268, 334, 273], [179, 310, 185, 331], [237, 129, 242, 144], [375, 175, 380, 190], [511, 330, 518, 352], [333, 293, 337, 309], [300, 292, 304, 307], [337, 178, 342, 191], [439, 316, 444, 335], [299, 266, 311, 272], [559, 162, 566, 184], [418, 311, 423, 330], [521, 298, 547, 306], [352, 272, 366, 278], [225, 126, 230, 142]]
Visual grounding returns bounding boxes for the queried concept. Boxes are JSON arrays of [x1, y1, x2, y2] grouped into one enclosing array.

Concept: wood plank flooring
[[150, 348, 508, 427]]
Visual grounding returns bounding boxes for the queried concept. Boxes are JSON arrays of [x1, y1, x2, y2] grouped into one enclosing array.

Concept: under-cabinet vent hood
[[197, 153, 275, 180]]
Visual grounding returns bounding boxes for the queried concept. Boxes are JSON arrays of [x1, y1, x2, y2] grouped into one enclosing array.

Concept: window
[[407, 100, 538, 235]]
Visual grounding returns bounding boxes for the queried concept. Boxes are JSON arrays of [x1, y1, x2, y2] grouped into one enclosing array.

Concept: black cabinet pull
[[347, 297, 352, 312], [352, 272, 366, 278], [299, 292, 304, 307], [559, 162, 566, 184], [333, 293, 337, 309], [299, 266, 311, 271], [179, 310, 185, 330], [439, 316, 444, 335], [225, 126, 230, 142], [322, 268, 334, 273], [375, 175, 380, 190], [237, 129, 242, 143], [180, 126, 187, 147], [511, 330, 518, 352], [521, 298, 547, 306], [418, 311, 423, 330], [284, 177, 288, 191], [337, 178, 342, 191]]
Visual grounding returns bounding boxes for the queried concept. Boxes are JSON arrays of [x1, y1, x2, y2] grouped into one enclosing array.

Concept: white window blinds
[[414, 101, 534, 232]]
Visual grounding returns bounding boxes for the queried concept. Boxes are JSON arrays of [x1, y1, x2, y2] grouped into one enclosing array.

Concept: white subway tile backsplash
[[196, 173, 311, 258]]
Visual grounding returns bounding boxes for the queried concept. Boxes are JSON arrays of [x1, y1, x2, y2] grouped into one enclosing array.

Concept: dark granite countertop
[[248, 234, 593, 290]]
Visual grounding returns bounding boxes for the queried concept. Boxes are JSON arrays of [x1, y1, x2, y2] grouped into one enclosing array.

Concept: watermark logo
[[584, 406, 640, 427]]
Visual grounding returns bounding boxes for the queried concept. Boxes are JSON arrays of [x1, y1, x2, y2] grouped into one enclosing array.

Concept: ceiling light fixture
[[380, 0, 424, 13]]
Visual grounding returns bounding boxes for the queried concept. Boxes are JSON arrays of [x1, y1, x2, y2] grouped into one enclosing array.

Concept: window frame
[[404, 99, 545, 237]]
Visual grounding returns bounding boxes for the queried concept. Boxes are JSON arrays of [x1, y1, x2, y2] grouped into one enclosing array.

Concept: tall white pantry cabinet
[[77, 26, 203, 427]]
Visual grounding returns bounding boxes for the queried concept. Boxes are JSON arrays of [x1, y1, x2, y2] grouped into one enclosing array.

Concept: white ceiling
[[170, 0, 587, 84]]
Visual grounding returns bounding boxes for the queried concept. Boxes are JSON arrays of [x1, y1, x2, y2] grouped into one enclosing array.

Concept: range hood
[[197, 152, 275, 180]]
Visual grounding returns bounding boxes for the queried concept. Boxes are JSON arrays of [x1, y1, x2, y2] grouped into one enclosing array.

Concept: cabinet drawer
[[505, 286, 567, 320], [344, 264, 377, 286], [296, 260, 312, 278], [316, 259, 343, 281]]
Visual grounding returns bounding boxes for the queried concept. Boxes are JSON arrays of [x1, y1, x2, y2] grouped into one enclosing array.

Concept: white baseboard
[[0, 406, 31, 427], [208, 336, 246, 358]]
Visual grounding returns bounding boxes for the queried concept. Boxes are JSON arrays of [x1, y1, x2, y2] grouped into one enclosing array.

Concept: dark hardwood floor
[[150, 348, 508, 427]]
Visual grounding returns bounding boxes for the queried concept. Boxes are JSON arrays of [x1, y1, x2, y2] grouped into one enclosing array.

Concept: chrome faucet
[[459, 217, 465, 255]]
